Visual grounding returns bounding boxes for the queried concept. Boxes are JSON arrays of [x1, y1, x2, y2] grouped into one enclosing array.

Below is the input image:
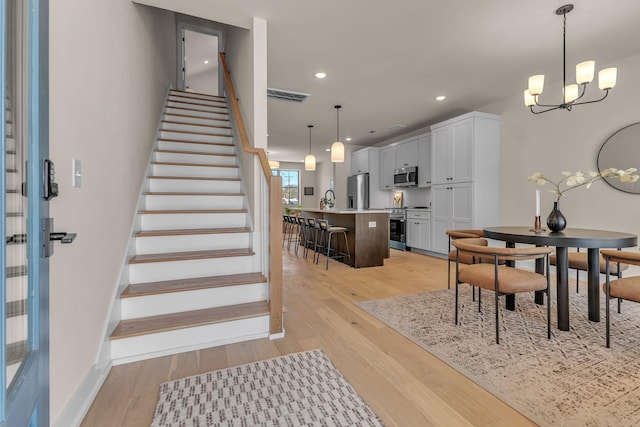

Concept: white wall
[[49, 1, 175, 422], [481, 52, 640, 244]]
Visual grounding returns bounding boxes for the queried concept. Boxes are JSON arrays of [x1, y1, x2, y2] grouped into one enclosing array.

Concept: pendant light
[[524, 4, 617, 114], [331, 105, 345, 163], [304, 124, 316, 171]]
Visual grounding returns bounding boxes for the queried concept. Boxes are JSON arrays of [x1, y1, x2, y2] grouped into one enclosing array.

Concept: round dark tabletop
[[483, 226, 637, 248]]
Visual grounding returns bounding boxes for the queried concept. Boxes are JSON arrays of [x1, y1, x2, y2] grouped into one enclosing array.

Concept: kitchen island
[[298, 208, 390, 268]]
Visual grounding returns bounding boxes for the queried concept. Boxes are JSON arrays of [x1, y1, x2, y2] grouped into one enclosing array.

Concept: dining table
[[483, 226, 637, 331]]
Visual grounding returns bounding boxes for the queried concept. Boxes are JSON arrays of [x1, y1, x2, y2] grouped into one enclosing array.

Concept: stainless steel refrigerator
[[347, 173, 370, 210]]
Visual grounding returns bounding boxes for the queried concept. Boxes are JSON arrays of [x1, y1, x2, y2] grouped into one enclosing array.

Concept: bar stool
[[315, 219, 352, 270], [286, 215, 300, 251], [282, 215, 291, 248], [302, 217, 318, 259]]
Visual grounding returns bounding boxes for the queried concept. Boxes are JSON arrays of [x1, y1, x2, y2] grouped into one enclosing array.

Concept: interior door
[[1, 0, 50, 425]]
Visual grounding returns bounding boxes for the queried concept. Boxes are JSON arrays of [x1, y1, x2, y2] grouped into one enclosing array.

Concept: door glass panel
[[4, 0, 30, 389]]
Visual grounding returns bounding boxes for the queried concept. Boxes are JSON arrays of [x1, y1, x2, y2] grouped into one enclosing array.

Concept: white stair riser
[[157, 141, 234, 155], [5, 244, 27, 267], [135, 232, 250, 254], [151, 164, 239, 179], [159, 130, 232, 144], [140, 212, 247, 230], [166, 101, 227, 115], [164, 107, 228, 121], [162, 122, 231, 135], [163, 114, 229, 127], [5, 137, 16, 151], [5, 193, 24, 212], [169, 91, 225, 101], [6, 216, 26, 233], [144, 194, 243, 210], [121, 282, 268, 319], [7, 315, 27, 344], [6, 122, 13, 136], [154, 151, 236, 165], [6, 171, 20, 190], [6, 276, 28, 303], [148, 178, 242, 193], [111, 316, 269, 365], [129, 255, 256, 284], [168, 95, 226, 109], [6, 153, 16, 169]]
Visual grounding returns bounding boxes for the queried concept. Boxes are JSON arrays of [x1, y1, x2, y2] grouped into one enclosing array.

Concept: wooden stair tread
[[164, 113, 230, 123], [7, 341, 27, 365], [147, 176, 241, 182], [162, 120, 231, 130], [161, 128, 231, 138], [121, 272, 266, 298], [157, 138, 233, 147], [135, 227, 251, 237], [139, 209, 246, 214], [110, 301, 269, 340], [151, 161, 238, 168], [128, 248, 254, 264], [155, 149, 235, 157], [170, 89, 225, 100], [143, 191, 243, 196]]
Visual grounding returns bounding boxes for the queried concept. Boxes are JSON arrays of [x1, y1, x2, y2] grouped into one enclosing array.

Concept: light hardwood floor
[[81, 248, 534, 426]]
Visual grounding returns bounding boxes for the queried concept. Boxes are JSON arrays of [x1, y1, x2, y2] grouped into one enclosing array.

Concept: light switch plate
[[368, 221, 376, 228], [72, 159, 82, 188]]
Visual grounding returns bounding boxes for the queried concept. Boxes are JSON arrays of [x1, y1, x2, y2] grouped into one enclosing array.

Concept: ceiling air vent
[[267, 88, 311, 103]]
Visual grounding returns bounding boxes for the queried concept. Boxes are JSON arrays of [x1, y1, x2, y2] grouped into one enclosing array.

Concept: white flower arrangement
[[527, 168, 639, 201]]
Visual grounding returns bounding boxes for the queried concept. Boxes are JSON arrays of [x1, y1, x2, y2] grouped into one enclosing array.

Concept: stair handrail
[[219, 51, 283, 336], [219, 52, 272, 179]]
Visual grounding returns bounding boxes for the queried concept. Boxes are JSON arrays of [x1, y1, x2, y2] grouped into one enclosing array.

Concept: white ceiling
[[169, 0, 640, 164]]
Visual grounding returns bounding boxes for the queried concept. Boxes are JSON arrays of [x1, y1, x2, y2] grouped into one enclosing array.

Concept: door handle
[[43, 218, 77, 257], [50, 232, 77, 244]]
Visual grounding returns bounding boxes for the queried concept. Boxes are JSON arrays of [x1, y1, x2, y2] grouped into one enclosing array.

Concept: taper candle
[[535, 189, 540, 216]]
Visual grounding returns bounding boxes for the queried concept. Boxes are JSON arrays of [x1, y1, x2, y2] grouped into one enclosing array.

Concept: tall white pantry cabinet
[[430, 112, 501, 254]]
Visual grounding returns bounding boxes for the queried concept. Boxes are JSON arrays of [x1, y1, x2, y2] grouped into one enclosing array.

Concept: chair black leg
[[455, 251, 460, 325], [478, 288, 482, 312], [494, 260, 500, 344]]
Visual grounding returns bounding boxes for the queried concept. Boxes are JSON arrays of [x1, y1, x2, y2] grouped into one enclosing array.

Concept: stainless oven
[[387, 208, 406, 250]]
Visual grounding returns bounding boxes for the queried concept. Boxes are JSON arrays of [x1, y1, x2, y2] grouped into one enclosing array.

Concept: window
[[273, 169, 300, 205]]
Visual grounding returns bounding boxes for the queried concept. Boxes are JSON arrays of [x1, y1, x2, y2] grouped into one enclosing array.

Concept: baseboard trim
[[53, 357, 112, 427]]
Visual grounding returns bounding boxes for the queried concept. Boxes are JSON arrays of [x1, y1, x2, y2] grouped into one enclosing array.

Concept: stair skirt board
[[151, 164, 239, 179], [121, 282, 268, 319], [110, 316, 270, 365], [140, 212, 247, 230], [135, 232, 250, 254], [143, 194, 243, 210], [148, 178, 242, 193], [128, 255, 256, 284]]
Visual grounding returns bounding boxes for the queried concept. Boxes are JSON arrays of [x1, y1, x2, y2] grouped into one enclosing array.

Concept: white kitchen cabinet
[[396, 138, 418, 169], [351, 149, 369, 175], [432, 118, 472, 185], [379, 145, 397, 191], [417, 132, 431, 187], [431, 182, 472, 253], [406, 210, 431, 251], [429, 112, 500, 254]]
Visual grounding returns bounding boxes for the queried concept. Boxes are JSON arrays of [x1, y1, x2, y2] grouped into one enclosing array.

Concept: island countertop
[[298, 208, 389, 268]]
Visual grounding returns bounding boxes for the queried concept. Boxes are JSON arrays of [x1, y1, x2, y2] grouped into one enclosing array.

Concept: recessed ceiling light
[[204, 60, 209, 64], [435, 95, 446, 101], [345, 137, 352, 141], [314, 72, 327, 79], [325, 148, 331, 152]]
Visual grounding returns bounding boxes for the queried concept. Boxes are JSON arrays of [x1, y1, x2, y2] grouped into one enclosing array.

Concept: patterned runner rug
[[357, 287, 640, 426], [150, 349, 384, 427]]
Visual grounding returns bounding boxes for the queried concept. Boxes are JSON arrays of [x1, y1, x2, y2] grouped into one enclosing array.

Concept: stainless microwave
[[393, 166, 418, 187]]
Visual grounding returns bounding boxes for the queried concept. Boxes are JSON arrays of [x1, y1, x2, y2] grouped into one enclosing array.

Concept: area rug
[[150, 349, 384, 427], [357, 287, 640, 427]]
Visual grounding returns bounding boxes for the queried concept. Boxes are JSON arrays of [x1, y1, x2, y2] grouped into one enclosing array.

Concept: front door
[[1, 0, 50, 425]]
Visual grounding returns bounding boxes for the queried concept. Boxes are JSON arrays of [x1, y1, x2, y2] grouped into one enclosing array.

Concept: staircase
[[4, 91, 29, 384], [109, 90, 271, 364]]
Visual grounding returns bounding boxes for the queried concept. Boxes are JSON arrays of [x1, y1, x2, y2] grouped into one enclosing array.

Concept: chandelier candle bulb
[[576, 61, 595, 84], [528, 75, 545, 96], [564, 84, 579, 103], [599, 68, 617, 90], [524, 90, 536, 107]]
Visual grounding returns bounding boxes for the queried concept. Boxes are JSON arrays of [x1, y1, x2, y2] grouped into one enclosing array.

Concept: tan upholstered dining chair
[[601, 249, 640, 348], [446, 229, 485, 289], [453, 238, 553, 344], [551, 249, 628, 293]]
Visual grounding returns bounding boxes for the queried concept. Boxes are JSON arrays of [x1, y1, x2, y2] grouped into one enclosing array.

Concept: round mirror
[[597, 122, 640, 194]]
